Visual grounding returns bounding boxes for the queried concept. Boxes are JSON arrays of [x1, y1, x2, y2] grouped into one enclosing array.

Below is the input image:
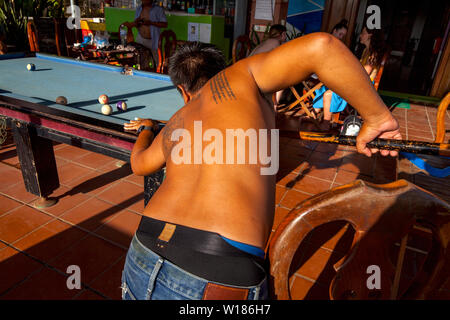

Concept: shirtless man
[[121, 35, 401, 300], [134, 0, 168, 66]]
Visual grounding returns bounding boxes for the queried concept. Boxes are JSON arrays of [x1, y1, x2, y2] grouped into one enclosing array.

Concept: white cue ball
[[101, 104, 113, 115]]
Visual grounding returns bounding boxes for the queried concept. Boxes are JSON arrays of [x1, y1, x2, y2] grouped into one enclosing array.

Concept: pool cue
[[298, 131, 450, 157]]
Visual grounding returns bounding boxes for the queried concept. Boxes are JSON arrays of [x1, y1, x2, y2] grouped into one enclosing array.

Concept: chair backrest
[[435, 92, 450, 144], [232, 35, 251, 64], [157, 30, 177, 74], [373, 51, 390, 91], [27, 18, 64, 56], [269, 179, 450, 300]]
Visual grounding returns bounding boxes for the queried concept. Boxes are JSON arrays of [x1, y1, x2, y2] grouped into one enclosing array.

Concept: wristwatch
[[137, 125, 157, 135]]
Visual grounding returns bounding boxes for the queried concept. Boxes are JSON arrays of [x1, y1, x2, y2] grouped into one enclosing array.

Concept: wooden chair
[[156, 30, 177, 74], [232, 35, 251, 64], [279, 51, 391, 124], [269, 179, 450, 300], [435, 92, 450, 144], [27, 18, 65, 56]]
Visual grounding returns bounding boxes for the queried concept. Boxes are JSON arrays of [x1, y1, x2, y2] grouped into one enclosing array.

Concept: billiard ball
[[101, 104, 112, 115], [98, 94, 109, 104], [56, 96, 68, 105], [27, 63, 36, 71], [116, 101, 127, 111]]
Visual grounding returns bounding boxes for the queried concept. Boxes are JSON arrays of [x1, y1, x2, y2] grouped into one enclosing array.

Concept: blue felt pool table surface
[[0, 53, 184, 125]]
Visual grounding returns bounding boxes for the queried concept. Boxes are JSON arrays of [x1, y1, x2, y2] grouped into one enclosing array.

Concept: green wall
[[104, 8, 230, 60]]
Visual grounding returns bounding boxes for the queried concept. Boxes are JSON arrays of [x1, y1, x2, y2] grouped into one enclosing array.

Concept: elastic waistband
[[135, 215, 267, 286]]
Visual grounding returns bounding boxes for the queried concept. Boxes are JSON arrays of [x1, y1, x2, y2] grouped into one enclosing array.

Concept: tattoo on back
[[210, 71, 236, 104]]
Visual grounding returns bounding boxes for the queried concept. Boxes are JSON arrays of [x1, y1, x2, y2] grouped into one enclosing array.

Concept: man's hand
[[356, 112, 402, 157], [124, 118, 159, 132]]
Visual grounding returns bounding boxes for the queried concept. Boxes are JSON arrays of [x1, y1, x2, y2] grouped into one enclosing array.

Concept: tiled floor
[[0, 103, 449, 300]]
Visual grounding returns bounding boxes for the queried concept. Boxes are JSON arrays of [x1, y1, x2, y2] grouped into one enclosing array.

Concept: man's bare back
[[127, 33, 402, 252], [143, 66, 277, 249]]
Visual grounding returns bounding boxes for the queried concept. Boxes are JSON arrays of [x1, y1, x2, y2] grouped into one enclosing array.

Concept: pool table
[[0, 52, 184, 207]]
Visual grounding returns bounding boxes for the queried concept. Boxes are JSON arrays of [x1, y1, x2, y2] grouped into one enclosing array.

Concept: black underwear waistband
[[135, 215, 267, 286]]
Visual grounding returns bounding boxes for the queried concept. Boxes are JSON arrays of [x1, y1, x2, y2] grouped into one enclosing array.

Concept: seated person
[[313, 27, 387, 131], [120, 35, 401, 300], [249, 24, 287, 110], [331, 19, 349, 41], [134, 0, 168, 68]]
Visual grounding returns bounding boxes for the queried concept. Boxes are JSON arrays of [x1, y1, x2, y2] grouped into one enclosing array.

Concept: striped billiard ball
[[98, 94, 109, 104], [27, 63, 36, 71], [116, 101, 127, 111]]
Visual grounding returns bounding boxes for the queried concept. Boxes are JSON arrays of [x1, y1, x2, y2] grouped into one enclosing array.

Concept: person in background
[[249, 24, 288, 110], [134, 0, 168, 67], [331, 19, 348, 41], [312, 25, 387, 131]]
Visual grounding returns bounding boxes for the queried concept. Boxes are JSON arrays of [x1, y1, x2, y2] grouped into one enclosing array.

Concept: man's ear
[[177, 85, 192, 103]]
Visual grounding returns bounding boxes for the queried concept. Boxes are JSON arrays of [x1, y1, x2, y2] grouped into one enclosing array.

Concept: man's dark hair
[[168, 42, 226, 94], [268, 24, 286, 38], [331, 19, 348, 33]]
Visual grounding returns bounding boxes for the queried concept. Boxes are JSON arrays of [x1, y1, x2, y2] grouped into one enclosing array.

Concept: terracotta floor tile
[[272, 206, 291, 232], [314, 142, 341, 155], [407, 135, 434, 142], [339, 153, 374, 176], [0, 195, 22, 216], [0, 206, 53, 243], [89, 256, 125, 300], [290, 242, 340, 286], [289, 275, 329, 300], [94, 210, 141, 248], [54, 145, 92, 161], [12, 219, 87, 263], [289, 175, 333, 195], [276, 173, 298, 189], [57, 162, 95, 186], [0, 181, 39, 204], [303, 165, 338, 182], [407, 128, 434, 139], [123, 172, 145, 186], [275, 185, 287, 206], [96, 180, 144, 208], [68, 166, 133, 197], [43, 185, 92, 217], [279, 189, 312, 209], [48, 234, 126, 285], [1, 266, 80, 300], [59, 198, 123, 232], [0, 149, 19, 167], [75, 152, 118, 170], [334, 169, 369, 186], [0, 246, 44, 295], [307, 221, 354, 255], [0, 164, 23, 192]]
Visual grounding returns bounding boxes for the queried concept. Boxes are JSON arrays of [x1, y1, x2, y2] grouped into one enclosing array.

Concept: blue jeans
[[121, 235, 269, 300]]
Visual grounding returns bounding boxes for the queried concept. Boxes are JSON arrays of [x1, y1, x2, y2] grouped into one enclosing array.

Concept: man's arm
[[124, 119, 166, 176], [245, 32, 401, 157]]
